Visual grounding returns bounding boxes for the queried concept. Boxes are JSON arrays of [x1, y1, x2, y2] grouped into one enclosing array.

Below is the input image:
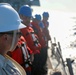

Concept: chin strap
[[9, 30, 17, 51]]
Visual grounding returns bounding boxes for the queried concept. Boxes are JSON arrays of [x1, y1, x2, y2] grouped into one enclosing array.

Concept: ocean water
[[48, 11, 76, 60], [32, 6, 76, 60]]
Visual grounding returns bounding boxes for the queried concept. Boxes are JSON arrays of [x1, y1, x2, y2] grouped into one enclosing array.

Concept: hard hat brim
[[0, 22, 26, 32], [19, 22, 26, 30]]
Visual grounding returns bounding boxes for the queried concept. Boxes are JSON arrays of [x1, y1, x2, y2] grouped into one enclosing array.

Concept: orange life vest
[[21, 26, 41, 54], [7, 36, 32, 71], [31, 22, 46, 48]]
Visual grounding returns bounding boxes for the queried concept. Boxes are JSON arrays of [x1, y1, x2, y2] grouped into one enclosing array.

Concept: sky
[[40, 0, 76, 12], [32, 0, 76, 14]]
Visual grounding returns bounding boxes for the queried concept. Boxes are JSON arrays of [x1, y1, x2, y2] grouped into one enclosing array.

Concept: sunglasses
[[0, 32, 22, 36]]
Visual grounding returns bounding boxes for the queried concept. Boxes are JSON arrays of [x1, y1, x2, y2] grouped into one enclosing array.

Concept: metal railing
[[50, 37, 74, 75]]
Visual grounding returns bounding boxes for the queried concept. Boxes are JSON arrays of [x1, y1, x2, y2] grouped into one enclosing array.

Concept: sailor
[[0, 3, 26, 75], [18, 5, 41, 75], [19, 5, 41, 55], [31, 14, 48, 75]]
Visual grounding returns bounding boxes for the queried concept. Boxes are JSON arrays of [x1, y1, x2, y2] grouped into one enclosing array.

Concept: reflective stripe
[[21, 42, 30, 68]]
